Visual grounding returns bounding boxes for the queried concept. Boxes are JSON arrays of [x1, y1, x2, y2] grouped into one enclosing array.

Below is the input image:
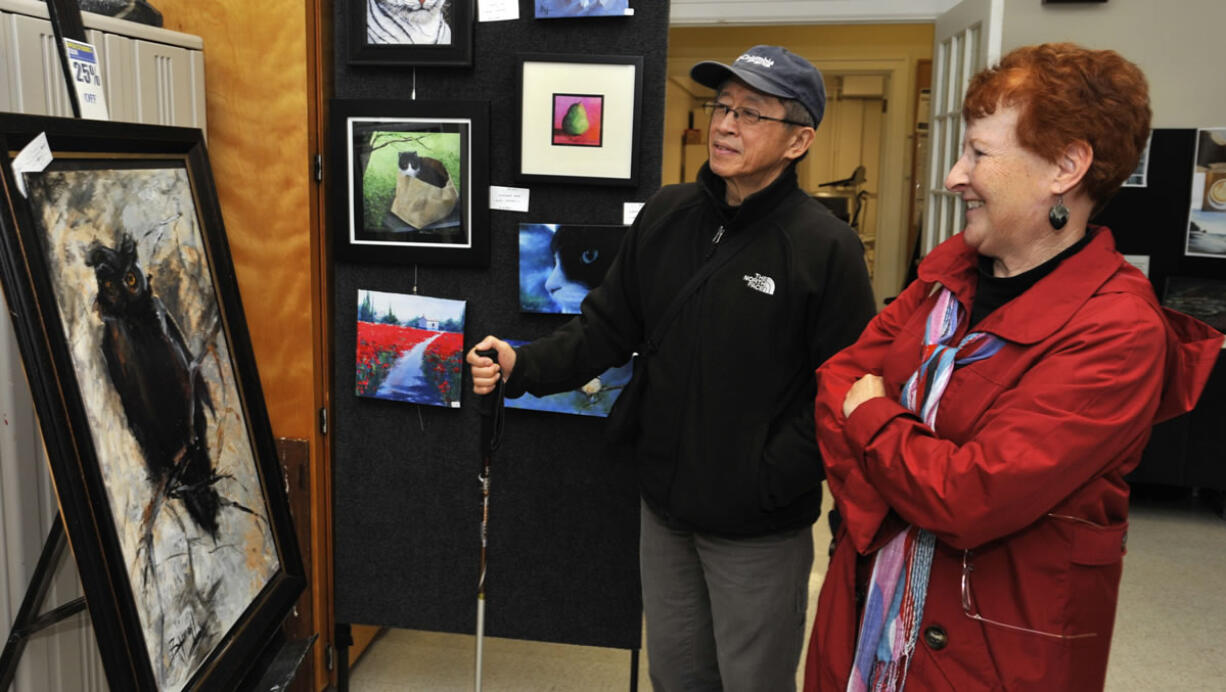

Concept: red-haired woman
[[804, 44, 1224, 691]]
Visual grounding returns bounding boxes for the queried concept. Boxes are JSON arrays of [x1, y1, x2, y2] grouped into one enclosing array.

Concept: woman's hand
[[843, 374, 886, 418]]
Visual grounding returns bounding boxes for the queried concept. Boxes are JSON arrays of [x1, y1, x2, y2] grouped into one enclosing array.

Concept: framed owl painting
[[0, 114, 304, 691]]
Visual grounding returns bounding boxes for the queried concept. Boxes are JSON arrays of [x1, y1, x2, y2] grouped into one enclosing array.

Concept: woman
[[804, 44, 1224, 691]]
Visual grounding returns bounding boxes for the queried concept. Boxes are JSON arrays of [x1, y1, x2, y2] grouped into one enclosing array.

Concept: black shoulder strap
[[642, 223, 758, 354]]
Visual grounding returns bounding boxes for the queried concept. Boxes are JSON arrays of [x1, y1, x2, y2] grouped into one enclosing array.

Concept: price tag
[[11, 132, 53, 198], [63, 39, 110, 121]]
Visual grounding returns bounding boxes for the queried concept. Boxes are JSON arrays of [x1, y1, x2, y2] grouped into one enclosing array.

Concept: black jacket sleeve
[[504, 206, 652, 399]]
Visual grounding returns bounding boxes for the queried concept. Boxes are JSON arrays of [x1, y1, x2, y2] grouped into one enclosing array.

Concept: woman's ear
[[1053, 139, 1093, 196]]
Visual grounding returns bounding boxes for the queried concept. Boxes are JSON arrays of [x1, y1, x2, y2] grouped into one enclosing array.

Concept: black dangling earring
[[1049, 196, 1069, 230]]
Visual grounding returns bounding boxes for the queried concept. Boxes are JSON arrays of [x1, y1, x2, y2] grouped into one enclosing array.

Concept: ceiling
[[669, 0, 961, 25]]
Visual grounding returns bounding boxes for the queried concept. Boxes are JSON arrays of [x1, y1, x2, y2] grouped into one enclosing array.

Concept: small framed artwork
[[518, 54, 643, 186], [535, 0, 633, 18], [331, 99, 489, 266], [355, 289, 466, 407], [1162, 276, 1226, 334], [1186, 127, 1226, 259], [0, 113, 303, 690], [349, 0, 474, 66], [505, 340, 633, 416], [519, 222, 628, 314]]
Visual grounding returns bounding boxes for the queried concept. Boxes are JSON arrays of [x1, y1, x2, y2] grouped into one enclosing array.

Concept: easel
[[0, 2, 313, 689]]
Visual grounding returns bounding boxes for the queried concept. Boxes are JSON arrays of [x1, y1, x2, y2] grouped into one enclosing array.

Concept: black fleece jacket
[[506, 163, 876, 536]]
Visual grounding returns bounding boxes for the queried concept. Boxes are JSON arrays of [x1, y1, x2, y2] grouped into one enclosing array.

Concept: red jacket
[[804, 229, 1223, 691]]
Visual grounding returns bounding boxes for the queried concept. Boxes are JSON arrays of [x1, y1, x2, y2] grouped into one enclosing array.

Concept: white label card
[[478, 0, 519, 22], [1122, 254, 1150, 277], [490, 185, 530, 212], [11, 132, 53, 199], [63, 39, 110, 121], [623, 202, 644, 225]]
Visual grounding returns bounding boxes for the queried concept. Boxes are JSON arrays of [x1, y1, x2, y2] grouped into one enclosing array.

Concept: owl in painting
[[85, 233, 220, 537]]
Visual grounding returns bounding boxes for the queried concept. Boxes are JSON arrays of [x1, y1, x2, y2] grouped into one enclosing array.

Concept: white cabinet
[[0, 0, 205, 128], [0, 3, 206, 691]]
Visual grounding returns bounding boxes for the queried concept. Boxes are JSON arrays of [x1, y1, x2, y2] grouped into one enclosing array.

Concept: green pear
[[562, 102, 590, 136]]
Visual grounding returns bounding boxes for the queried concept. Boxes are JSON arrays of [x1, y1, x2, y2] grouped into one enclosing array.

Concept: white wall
[[670, 0, 959, 25], [1000, 0, 1226, 128]]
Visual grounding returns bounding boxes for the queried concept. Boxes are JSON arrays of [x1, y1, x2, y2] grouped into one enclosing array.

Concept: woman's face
[[544, 252, 590, 312], [944, 104, 1061, 261]]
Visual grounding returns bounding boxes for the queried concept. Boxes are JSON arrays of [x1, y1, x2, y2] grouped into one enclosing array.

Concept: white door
[[921, 0, 1003, 256]]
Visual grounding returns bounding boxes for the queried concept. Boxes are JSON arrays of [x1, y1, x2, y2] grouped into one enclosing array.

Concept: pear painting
[[562, 102, 590, 135], [552, 93, 603, 147]]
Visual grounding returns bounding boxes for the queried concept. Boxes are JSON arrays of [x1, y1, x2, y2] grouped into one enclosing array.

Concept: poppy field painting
[[355, 290, 466, 407]]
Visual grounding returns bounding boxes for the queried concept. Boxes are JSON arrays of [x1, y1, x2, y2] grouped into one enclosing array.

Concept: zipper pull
[[712, 225, 725, 244]]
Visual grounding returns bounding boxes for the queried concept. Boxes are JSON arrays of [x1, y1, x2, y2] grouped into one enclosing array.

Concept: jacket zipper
[[706, 225, 725, 260]]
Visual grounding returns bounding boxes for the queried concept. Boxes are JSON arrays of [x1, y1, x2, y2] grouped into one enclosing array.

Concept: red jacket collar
[[917, 227, 1123, 345]]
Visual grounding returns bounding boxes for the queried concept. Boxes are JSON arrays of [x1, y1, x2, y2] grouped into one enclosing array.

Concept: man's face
[[707, 80, 809, 200]]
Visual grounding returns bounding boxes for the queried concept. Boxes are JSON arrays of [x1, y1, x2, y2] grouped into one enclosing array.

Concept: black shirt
[[969, 232, 1094, 328]]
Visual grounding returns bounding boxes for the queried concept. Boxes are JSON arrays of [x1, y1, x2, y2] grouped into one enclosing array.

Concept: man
[[468, 45, 876, 690]]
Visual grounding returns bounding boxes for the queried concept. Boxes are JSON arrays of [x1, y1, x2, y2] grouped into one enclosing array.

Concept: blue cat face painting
[[519, 223, 627, 314], [535, 0, 631, 19]]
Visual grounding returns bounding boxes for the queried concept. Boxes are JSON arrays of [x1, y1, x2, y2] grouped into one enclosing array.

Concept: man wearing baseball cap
[[468, 45, 874, 690]]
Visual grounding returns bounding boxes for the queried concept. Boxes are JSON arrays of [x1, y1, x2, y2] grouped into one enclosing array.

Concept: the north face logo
[[743, 273, 776, 296], [736, 54, 775, 69]]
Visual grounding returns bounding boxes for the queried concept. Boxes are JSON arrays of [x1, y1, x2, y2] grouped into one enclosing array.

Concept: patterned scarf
[[847, 287, 1005, 692]]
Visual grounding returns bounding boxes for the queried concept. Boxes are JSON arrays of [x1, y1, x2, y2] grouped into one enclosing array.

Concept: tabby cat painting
[[24, 163, 279, 691]]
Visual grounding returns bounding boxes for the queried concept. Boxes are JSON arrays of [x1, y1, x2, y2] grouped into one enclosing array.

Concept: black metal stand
[[1, 4, 88, 685], [44, 0, 88, 120], [238, 631, 317, 692], [0, 515, 88, 692], [335, 622, 353, 692]]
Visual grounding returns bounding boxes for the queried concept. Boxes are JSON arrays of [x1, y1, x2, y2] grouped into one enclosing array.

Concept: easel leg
[[0, 515, 86, 691]]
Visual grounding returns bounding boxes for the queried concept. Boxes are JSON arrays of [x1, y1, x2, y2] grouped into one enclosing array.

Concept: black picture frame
[[348, 0, 474, 66], [0, 113, 304, 691], [517, 53, 643, 186], [330, 98, 490, 267]]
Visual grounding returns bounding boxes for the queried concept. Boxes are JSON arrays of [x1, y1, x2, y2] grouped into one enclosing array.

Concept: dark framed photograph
[[517, 54, 643, 186], [330, 99, 490, 266], [0, 113, 304, 690], [1163, 276, 1226, 334], [349, 0, 474, 66]]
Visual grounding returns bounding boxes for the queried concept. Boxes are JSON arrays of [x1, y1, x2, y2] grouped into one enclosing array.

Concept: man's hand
[[843, 374, 886, 418], [467, 336, 517, 395]]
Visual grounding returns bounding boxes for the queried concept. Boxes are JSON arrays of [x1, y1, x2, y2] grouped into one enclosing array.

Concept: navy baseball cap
[[691, 45, 826, 127]]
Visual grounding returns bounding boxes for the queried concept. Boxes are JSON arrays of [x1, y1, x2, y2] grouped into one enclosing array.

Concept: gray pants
[[639, 500, 814, 692]]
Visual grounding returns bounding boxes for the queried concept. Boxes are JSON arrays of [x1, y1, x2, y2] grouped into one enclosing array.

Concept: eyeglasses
[[702, 102, 810, 127], [960, 549, 1097, 640]]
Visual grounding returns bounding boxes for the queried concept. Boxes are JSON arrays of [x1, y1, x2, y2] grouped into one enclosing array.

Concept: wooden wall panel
[[157, 0, 314, 441], [154, 1, 330, 689]]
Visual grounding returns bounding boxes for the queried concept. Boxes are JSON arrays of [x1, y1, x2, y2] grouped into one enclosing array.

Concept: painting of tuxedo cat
[[367, 0, 452, 46], [399, 151, 450, 187]]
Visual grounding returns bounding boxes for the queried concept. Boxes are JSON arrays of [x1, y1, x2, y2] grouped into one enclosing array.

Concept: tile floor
[[348, 484, 1225, 691]]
